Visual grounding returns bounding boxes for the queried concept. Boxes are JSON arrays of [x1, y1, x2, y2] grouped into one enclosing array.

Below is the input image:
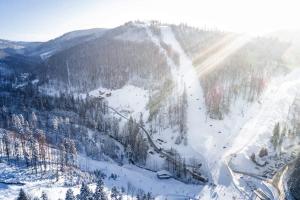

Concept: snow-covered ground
[[0, 163, 74, 200], [0, 155, 202, 200], [88, 85, 149, 120], [78, 156, 201, 198]]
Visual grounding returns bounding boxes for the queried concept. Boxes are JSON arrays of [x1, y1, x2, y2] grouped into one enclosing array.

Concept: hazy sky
[[1, 0, 299, 41]]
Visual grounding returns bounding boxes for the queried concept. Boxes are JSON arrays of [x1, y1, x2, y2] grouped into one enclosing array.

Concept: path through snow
[[160, 27, 209, 154]]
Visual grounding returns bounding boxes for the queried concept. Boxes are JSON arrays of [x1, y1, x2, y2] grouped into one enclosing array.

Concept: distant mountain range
[[0, 21, 297, 92], [2, 22, 227, 93]]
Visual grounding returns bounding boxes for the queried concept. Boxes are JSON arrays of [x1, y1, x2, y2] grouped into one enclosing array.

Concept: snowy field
[[88, 85, 149, 120]]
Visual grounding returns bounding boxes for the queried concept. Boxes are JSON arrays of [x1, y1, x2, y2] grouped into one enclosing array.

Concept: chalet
[[98, 91, 105, 95], [97, 96, 104, 100], [157, 170, 172, 179], [106, 92, 112, 97]]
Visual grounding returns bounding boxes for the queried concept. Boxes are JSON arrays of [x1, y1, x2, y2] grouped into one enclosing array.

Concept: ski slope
[[157, 25, 300, 199], [88, 85, 149, 120], [159, 26, 247, 175], [158, 26, 244, 199], [159, 26, 211, 161]]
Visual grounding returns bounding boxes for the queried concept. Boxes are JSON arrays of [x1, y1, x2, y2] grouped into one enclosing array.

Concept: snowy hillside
[[27, 28, 107, 59], [0, 39, 37, 50], [0, 156, 201, 200]]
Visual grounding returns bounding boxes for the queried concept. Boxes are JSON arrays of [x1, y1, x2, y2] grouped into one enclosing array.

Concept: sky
[[0, 0, 299, 41]]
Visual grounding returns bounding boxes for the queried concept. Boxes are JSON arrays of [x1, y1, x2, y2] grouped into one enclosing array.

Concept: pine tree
[[110, 186, 121, 200], [278, 125, 286, 154], [179, 85, 187, 144], [29, 111, 38, 129], [78, 182, 92, 200], [12, 114, 22, 133], [3, 132, 11, 162], [59, 143, 66, 171], [146, 192, 153, 200], [16, 188, 29, 200], [52, 117, 59, 143], [125, 145, 133, 162], [139, 113, 144, 128], [41, 191, 48, 200], [112, 118, 119, 138], [69, 140, 77, 167], [13, 139, 21, 164], [271, 122, 280, 154], [93, 179, 107, 200], [31, 140, 39, 174], [37, 130, 47, 170], [65, 188, 75, 200], [22, 124, 31, 167]]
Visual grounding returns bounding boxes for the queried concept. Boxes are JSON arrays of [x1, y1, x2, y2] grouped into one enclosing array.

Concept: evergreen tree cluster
[[0, 84, 124, 164], [116, 116, 149, 164], [173, 24, 289, 120], [147, 80, 188, 145], [16, 177, 155, 200], [200, 38, 288, 119], [44, 24, 172, 93], [16, 189, 49, 200]]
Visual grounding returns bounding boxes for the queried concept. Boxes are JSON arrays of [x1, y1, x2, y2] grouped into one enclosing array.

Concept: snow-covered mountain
[[0, 39, 39, 50], [25, 28, 107, 59], [0, 21, 299, 200], [40, 22, 173, 92], [0, 28, 106, 73]]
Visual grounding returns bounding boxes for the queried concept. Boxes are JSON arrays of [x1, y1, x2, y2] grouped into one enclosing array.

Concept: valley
[[0, 21, 299, 200]]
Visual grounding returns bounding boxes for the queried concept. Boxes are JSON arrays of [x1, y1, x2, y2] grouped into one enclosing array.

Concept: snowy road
[[159, 26, 213, 177]]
